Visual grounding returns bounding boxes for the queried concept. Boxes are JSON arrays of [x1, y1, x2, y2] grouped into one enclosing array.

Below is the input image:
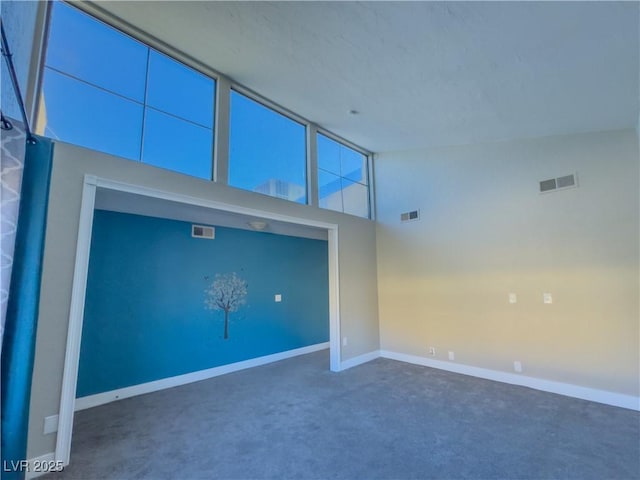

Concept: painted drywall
[[78, 210, 328, 397], [27, 142, 379, 459], [376, 129, 639, 397]]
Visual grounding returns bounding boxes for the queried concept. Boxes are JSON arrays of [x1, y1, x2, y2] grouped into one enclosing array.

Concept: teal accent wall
[[77, 210, 329, 397]]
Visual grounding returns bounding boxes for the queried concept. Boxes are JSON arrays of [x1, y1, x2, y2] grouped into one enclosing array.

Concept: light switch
[[543, 293, 552, 304], [274, 294, 282, 302], [509, 293, 517, 304]]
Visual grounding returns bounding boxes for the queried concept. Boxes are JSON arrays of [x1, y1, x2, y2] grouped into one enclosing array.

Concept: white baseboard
[[25, 452, 57, 480], [380, 350, 640, 411], [338, 350, 381, 371], [75, 342, 329, 412]]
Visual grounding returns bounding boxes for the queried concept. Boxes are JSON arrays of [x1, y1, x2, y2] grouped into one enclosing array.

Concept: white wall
[[375, 129, 639, 397], [27, 142, 379, 459]]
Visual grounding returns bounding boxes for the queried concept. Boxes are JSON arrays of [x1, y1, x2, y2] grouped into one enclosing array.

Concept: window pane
[[340, 148, 368, 185], [318, 170, 343, 213], [141, 109, 213, 180], [341, 178, 370, 218], [229, 91, 306, 204], [146, 50, 215, 128], [46, 1, 147, 101], [317, 133, 370, 218], [39, 68, 143, 160], [317, 133, 340, 175]]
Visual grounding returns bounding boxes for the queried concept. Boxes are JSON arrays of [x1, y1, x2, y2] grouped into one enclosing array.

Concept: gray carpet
[[45, 350, 639, 480]]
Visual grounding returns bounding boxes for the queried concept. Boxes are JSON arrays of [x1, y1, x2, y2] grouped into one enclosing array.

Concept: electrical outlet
[[44, 415, 58, 434], [428, 347, 436, 356], [514, 361, 523, 373], [543, 293, 552, 304], [448, 351, 455, 361], [274, 294, 282, 302]]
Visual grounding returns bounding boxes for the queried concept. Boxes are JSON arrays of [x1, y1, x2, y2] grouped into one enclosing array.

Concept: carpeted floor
[[45, 350, 639, 480]]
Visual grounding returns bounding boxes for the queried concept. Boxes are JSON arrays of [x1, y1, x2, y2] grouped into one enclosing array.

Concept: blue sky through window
[[40, 68, 143, 160], [38, 1, 369, 215], [46, 2, 147, 101], [229, 91, 307, 203], [146, 50, 214, 129], [317, 133, 367, 185], [39, 1, 215, 179], [317, 133, 369, 217], [141, 109, 213, 178]]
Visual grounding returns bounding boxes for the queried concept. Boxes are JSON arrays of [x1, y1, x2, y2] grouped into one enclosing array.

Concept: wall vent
[[191, 225, 215, 239], [400, 210, 420, 222], [539, 173, 577, 193]]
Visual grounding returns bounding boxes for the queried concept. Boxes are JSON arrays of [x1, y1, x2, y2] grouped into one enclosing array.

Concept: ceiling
[[93, 1, 639, 153]]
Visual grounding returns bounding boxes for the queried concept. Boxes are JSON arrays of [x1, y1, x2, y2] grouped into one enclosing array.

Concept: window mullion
[[213, 75, 231, 184], [138, 47, 151, 162], [368, 153, 376, 220], [307, 123, 319, 207]]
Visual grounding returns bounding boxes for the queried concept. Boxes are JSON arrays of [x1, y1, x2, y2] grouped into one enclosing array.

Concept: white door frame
[[55, 174, 341, 465]]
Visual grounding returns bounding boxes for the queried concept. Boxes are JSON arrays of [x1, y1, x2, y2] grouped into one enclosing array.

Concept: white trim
[[338, 350, 380, 371], [306, 123, 319, 207], [25, 452, 56, 480], [56, 175, 342, 466], [328, 227, 341, 372], [368, 152, 377, 221], [93, 176, 338, 230], [54, 177, 96, 465], [380, 350, 640, 411], [75, 342, 329, 412]]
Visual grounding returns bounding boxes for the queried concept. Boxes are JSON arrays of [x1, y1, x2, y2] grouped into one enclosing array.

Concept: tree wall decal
[[204, 272, 248, 339]]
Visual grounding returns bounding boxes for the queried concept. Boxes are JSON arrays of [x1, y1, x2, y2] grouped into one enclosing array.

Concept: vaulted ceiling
[[94, 1, 639, 153]]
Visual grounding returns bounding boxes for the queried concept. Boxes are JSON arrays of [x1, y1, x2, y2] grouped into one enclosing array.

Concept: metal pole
[[1, 19, 37, 144]]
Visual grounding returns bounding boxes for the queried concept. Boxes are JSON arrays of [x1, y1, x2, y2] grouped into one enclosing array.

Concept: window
[[317, 133, 370, 218], [36, 2, 374, 212], [36, 1, 215, 179], [229, 90, 307, 204]]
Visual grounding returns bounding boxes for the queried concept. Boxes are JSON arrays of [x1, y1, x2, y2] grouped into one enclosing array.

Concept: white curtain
[[0, 117, 26, 353]]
